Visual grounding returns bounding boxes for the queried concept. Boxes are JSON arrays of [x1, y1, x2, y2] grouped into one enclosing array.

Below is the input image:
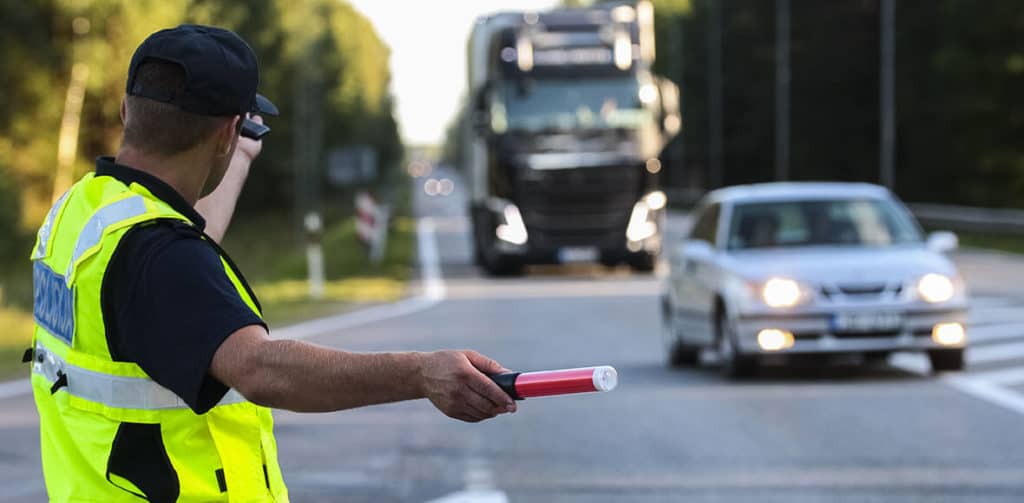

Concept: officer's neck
[[115, 146, 213, 206]]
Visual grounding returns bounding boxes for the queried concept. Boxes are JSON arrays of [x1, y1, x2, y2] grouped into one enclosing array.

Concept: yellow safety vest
[[29, 171, 288, 502]]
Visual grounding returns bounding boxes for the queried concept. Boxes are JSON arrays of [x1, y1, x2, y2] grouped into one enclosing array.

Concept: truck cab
[[464, 2, 679, 275]]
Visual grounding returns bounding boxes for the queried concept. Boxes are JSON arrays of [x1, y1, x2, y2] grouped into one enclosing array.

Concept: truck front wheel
[[628, 252, 656, 273]]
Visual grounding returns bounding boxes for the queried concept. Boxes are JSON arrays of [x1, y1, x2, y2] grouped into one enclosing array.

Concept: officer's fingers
[[466, 371, 516, 414], [463, 350, 509, 374], [248, 114, 264, 124], [462, 389, 503, 419]]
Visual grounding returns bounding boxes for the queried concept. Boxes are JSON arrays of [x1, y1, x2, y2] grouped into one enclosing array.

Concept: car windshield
[[496, 77, 653, 132], [726, 198, 922, 250]]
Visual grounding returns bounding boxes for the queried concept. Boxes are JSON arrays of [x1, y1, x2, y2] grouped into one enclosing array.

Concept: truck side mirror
[[472, 84, 492, 137], [472, 110, 491, 136]]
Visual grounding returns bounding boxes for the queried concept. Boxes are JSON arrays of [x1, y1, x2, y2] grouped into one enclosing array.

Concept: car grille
[[820, 282, 903, 301], [517, 166, 641, 248], [794, 330, 902, 340]]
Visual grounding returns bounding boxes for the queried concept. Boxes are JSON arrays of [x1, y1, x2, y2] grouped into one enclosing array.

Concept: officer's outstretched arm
[[209, 325, 517, 422]]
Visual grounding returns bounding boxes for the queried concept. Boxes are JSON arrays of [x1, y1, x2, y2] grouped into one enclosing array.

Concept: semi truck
[[462, 1, 680, 276]]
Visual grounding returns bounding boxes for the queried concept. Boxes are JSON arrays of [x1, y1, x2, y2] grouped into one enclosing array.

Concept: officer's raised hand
[[233, 114, 264, 164]]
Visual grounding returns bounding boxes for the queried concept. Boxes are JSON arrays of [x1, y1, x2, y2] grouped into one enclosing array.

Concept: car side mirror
[[681, 239, 714, 261], [927, 231, 959, 253]]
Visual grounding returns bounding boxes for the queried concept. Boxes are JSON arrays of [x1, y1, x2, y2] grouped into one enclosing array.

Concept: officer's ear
[[215, 116, 242, 157], [119, 98, 127, 125]]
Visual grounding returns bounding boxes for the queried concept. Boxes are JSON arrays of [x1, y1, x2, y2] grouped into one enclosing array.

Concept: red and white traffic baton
[[489, 366, 618, 400]]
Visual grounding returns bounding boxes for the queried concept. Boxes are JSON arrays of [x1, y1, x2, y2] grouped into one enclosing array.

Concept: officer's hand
[[420, 350, 517, 422], [234, 114, 263, 164]]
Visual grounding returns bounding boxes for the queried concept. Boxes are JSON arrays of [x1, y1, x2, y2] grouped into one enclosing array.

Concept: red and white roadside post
[[355, 191, 390, 263]]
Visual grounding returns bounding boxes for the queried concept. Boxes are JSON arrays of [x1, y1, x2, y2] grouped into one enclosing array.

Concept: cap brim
[[253, 93, 279, 116]]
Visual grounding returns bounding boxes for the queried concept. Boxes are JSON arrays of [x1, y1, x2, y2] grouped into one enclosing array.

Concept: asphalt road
[[2, 168, 1024, 502]]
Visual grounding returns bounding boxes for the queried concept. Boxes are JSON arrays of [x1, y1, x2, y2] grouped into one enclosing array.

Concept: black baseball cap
[[126, 24, 278, 117]]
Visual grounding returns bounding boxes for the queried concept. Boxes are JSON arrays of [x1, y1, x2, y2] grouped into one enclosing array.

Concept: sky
[[347, 0, 558, 146]]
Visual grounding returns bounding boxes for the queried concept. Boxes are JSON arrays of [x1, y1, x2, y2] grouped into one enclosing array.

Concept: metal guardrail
[[907, 203, 1024, 235]]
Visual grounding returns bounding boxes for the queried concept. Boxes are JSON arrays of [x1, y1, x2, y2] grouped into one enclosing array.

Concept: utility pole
[[707, 0, 723, 188], [774, 0, 790, 182], [293, 8, 326, 299], [879, 0, 896, 189]]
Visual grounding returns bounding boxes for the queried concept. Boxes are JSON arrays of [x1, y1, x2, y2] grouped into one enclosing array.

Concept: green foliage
[[652, 0, 1024, 207], [0, 0, 402, 235], [0, 163, 22, 261]]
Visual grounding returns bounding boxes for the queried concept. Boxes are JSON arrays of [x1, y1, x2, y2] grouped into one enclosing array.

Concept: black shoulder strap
[[152, 219, 264, 315]]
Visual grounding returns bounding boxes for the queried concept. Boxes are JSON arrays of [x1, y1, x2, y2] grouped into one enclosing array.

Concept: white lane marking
[[418, 218, 446, 301], [967, 340, 1024, 365], [968, 322, 1024, 344], [965, 367, 1024, 386], [944, 375, 1024, 417], [425, 490, 509, 503], [425, 457, 507, 503], [891, 345, 1024, 418]]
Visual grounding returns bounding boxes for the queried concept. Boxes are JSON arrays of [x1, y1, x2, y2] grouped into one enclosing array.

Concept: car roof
[[702, 182, 893, 205]]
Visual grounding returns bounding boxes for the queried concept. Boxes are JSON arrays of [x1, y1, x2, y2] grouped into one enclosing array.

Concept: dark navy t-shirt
[[96, 157, 264, 414]]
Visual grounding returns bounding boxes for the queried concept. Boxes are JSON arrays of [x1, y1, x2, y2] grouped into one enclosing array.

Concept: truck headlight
[[492, 201, 528, 245], [762, 278, 807, 308], [917, 273, 955, 303], [643, 190, 667, 211], [626, 191, 666, 244]]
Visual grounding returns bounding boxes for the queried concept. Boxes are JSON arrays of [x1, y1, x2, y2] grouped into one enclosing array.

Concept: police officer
[[29, 25, 515, 502]]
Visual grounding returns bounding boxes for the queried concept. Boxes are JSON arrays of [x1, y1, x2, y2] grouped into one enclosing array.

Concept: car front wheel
[[662, 297, 699, 367], [716, 311, 758, 378], [929, 349, 965, 373]]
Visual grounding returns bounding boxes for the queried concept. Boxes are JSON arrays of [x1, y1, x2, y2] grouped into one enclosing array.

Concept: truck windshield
[[499, 77, 653, 132], [726, 198, 923, 250]]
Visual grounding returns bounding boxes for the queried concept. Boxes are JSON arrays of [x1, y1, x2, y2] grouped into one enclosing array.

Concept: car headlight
[[917, 273, 955, 303], [762, 278, 806, 308]]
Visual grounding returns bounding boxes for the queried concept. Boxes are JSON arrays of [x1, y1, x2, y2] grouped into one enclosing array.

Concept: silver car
[[661, 182, 968, 377]]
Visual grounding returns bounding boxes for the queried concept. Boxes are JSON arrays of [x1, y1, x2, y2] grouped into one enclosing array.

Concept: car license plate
[[558, 247, 598, 263], [831, 312, 903, 332]]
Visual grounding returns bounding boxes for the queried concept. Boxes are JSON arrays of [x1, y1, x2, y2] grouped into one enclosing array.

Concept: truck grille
[[517, 166, 641, 248]]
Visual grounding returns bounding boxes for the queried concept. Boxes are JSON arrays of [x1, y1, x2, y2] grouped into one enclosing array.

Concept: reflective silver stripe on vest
[[33, 191, 70, 260], [65, 195, 148, 281], [33, 344, 246, 410]]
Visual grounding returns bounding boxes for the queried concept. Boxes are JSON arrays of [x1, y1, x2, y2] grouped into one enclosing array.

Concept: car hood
[[720, 245, 958, 284]]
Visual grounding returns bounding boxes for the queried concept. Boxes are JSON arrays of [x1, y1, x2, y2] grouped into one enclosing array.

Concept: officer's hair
[[122, 61, 234, 156]]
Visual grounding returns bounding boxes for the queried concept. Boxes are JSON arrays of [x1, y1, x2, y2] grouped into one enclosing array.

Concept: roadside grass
[[0, 190, 414, 380], [0, 306, 34, 381], [0, 251, 35, 381], [223, 196, 414, 327]]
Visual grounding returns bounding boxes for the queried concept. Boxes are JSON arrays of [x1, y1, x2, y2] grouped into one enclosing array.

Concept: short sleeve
[[103, 224, 265, 414]]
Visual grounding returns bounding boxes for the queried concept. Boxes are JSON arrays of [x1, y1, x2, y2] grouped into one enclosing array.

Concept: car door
[[671, 203, 721, 345]]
